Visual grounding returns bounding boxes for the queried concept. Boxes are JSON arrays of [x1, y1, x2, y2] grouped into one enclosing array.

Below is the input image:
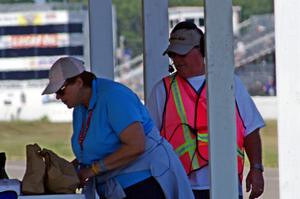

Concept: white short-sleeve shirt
[[146, 74, 265, 190]]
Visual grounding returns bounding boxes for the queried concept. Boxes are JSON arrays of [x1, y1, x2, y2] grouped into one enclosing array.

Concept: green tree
[[112, 0, 142, 57], [233, 0, 274, 20], [169, 0, 204, 7]]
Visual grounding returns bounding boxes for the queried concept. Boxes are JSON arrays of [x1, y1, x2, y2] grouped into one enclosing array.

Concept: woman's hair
[[66, 71, 96, 88], [171, 21, 205, 57]]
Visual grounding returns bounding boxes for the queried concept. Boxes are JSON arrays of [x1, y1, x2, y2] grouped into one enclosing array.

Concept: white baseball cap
[[42, 57, 85, 95]]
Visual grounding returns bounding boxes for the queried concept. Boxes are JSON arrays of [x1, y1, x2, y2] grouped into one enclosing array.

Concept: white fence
[[252, 96, 277, 120], [0, 80, 72, 122], [0, 81, 277, 122]]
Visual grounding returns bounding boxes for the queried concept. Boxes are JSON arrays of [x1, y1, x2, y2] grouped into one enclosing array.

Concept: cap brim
[[163, 43, 194, 56], [42, 79, 65, 95]]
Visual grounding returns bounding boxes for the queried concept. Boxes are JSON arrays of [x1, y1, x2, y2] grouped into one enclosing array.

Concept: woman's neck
[[82, 87, 92, 108]]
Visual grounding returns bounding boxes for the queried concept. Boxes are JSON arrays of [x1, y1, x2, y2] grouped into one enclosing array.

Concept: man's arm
[[146, 79, 166, 130], [244, 128, 264, 199]]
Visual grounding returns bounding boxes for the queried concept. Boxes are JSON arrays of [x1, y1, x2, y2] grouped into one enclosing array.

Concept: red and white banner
[[0, 33, 83, 49]]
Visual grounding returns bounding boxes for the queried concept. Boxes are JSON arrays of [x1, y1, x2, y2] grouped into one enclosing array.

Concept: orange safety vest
[[161, 74, 245, 182]]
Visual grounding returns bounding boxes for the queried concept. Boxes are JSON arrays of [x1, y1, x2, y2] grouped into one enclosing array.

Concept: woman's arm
[[97, 121, 145, 171], [78, 122, 145, 184]]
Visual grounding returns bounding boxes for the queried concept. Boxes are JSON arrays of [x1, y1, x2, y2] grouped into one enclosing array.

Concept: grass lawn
[[261, 120, 278, 167], [0, 120, 278, 167], [0, 121, 74, 161]]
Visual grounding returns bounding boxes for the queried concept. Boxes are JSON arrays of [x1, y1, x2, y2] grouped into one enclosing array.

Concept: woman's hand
[[77, 167, 95, 188], [76, 122, 146, 188], [72, 158, 79, 168]]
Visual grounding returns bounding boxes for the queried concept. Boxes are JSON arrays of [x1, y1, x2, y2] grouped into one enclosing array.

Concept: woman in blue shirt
[[42, 57, 194, 199]]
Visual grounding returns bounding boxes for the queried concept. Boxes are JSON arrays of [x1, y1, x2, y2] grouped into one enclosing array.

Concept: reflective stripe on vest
[[170, 77, 200, 169], [161, 74, 245, 182]]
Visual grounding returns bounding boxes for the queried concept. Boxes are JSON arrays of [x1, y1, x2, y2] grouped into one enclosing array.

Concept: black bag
[[0, 190, 18, 199], [0, 153, 8, 179]]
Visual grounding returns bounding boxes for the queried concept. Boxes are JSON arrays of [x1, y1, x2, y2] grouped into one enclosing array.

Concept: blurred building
[[0, 3, 88, 121], [168, 6, 241, 35]]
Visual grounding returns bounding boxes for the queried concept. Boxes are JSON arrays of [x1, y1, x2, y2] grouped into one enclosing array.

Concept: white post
[[88, 0, 114, 79], [142, 0, 169, 103], [275, 0, 300, 198], [204, 0, 239, 198], [83, 10, 90, 71]]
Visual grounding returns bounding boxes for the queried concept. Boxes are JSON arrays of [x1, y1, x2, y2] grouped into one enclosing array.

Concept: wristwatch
[[250, 163, 264, 172]]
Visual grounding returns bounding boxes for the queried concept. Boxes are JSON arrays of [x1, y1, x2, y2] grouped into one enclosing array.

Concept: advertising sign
[[0, 10, 83, 27]]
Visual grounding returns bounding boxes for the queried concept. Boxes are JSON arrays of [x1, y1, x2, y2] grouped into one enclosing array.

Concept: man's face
[[168, 48, 205, 78]]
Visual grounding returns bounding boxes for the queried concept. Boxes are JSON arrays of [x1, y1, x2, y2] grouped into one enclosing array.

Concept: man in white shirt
[[147, 21, 265, 199]]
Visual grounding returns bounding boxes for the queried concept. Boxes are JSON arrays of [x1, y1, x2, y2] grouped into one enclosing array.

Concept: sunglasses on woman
[[56, 84, 68, 96]]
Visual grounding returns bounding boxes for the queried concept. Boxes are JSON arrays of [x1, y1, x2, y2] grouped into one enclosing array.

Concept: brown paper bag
[[41, 149, 79, 194], [21, 144, 45, 194]]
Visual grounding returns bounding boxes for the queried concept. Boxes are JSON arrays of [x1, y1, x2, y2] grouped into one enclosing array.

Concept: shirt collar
[[87, 79, 97, 111]]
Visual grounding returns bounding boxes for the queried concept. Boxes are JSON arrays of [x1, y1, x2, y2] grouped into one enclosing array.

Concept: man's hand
[[244, 129, 264, 198], [246, 169, 264, 199]]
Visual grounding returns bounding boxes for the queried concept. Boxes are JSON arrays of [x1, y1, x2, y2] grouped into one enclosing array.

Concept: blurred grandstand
[[116, 13, 276, 98], [234, 14, 275, 96]]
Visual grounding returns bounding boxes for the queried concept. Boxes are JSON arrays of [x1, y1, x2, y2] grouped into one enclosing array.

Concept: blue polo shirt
[[71, 78, 153, 188]]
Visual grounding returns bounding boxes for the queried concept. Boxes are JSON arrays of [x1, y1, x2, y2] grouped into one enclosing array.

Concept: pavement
[[5, 160, 279, 199]]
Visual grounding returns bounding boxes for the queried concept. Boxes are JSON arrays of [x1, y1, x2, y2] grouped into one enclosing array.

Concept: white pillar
[[275, 0, 300, 198], [88, 0, 114, 79], [204, 0, 239, 198], [142, 0, 169, 103]]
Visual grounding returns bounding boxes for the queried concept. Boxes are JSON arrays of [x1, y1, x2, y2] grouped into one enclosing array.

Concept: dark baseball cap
[[163, 28, 201, 56]]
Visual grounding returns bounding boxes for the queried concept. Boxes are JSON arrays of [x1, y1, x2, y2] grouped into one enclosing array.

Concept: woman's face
[[56, 79, 82, 108]]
